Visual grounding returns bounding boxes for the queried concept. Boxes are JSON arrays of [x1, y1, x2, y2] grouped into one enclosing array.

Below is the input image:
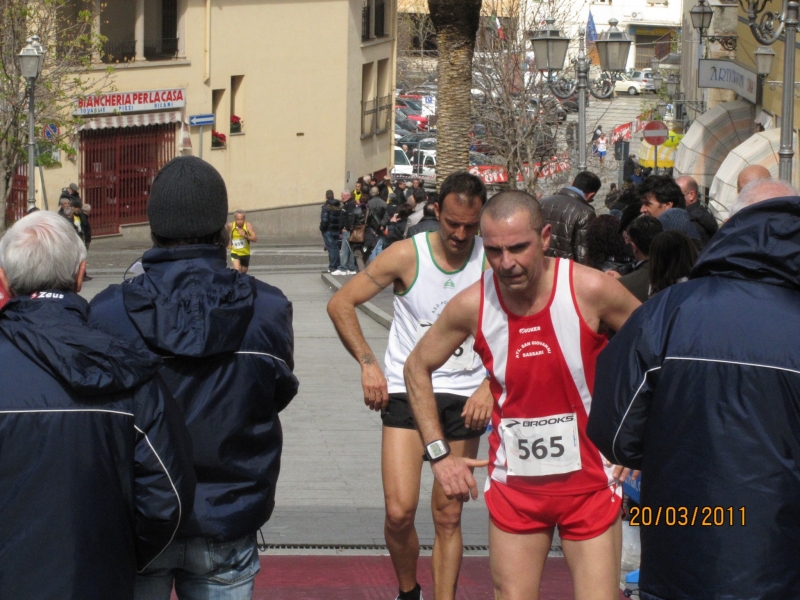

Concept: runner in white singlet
[[328, 172, 492, 600], [405, 190, 641, 600]]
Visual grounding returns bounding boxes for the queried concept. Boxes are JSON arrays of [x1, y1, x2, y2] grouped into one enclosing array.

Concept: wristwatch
[[423, 439, 451, 463]]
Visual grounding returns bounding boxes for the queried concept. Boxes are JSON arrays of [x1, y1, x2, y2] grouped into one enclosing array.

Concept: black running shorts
[[381, 392, 485, 440], [231, 254, 250, 267]]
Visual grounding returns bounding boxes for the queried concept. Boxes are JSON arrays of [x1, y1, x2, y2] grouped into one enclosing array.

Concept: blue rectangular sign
[[189, 114, 215, 126]]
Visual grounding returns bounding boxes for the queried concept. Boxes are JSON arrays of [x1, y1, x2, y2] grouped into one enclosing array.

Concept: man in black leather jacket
[[539, 171, 601, 264]]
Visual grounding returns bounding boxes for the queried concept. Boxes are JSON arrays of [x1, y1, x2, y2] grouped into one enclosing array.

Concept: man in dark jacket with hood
[[539, 170, 600, 264], [587, 178, 800, 600], [89, 156, 299, 599], [320, 189, 343, 273], [0, 211, 195, 600]]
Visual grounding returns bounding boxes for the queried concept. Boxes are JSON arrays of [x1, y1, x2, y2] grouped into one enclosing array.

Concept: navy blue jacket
[[89, 245, 298, 542], [588, 197, 800, 600], [0, 291, 195, 600]]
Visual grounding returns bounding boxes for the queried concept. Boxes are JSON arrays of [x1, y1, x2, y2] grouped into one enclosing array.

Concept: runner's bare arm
[[404, 283, 489, 502], [573, 263, 641, 333], [226, 223, 233, 250], [327, 240, 417, 411], [246, 223, 257, 243]]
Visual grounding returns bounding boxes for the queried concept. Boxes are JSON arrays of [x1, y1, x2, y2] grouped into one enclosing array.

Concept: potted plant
[[211, 131, 226, 148], [230, 115, 243, 134]]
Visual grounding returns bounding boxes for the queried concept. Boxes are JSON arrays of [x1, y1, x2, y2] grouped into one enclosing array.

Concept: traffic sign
[[43, 123, 58, 141], [643, 121, 669, 146], [189, 114, 215, 126]]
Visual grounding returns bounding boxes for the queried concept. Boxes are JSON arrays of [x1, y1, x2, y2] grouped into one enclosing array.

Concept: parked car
[[395, 111, 420, 132], [627, 69, 655, 92], [396, 98, 424, 112], [398, 133, 436, 153], [391, 146, 414, 179], [528, 95, 567, 122], [614, 74, 645, 96], [396, 106, 429, 130], [561, 90, 591, 112]]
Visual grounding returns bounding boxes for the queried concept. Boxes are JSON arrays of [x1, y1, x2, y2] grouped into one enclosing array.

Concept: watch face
[[428, 441, 447, 459]]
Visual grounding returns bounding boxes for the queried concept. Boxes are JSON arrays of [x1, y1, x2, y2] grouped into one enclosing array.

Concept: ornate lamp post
[[17, 36, 45, 213], [529, 18, 631, 171]]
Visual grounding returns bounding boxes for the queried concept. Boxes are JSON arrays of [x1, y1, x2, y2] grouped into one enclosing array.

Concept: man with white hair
[[0, 211, 195, 600], [730, 178, 797, 216]]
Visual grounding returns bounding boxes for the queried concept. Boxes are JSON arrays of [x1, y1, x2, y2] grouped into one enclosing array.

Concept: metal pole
[[577, 30, 588, 171], [27, 78, 36, 212], [778, 0, 798, 182], [36, 145, 48, 211], [199, 125, 204, 160]]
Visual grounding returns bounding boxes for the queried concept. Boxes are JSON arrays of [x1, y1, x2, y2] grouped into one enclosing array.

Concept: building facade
[[38, 0, 397, 237]]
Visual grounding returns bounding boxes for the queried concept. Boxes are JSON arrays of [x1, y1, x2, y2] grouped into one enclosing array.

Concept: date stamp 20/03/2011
[[629, 506, 746, 527]]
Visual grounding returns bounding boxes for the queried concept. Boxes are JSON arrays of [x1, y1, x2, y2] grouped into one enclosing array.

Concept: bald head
[[737, 165, 772, 193], [675, 176, 699, 206], [730, 178, 798, 216], [481, 190, 544, 231]]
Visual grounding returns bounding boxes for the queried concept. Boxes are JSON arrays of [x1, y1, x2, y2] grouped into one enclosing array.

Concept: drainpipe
[[204, 0, 211, 82]]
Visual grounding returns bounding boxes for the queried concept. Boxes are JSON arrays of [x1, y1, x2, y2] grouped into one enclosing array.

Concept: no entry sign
[[643, 121, 669, 146]]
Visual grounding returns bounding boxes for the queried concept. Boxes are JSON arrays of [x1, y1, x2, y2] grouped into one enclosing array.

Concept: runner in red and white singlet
[[477, 258, 621, 538], [405, 189, 641, 600]]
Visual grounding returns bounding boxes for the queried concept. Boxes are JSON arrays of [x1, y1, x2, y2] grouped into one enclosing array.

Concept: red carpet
[[171, 555, 627, 598]]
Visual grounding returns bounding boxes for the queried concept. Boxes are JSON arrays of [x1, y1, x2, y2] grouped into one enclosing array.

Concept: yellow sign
[[662, 131, 683, 148]]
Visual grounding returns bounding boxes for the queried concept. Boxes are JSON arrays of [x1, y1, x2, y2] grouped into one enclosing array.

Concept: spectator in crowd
[[586, 214, 632, 272], [406, 178, 422, 201], [676, 175, 718, 244], [0, 211, 195, 600], [638, 175, 686, 219], [623, 153, 637, 181], [320, 190, 343, 274], [607, 185, 639, 217], [396, 179, 408, 200], [89, 156, 298, 598], [365, 185, 389, 262], [407, 202, 439, 238], [604, 182, 621, 208], [70, 197, 93, 280], [379, 175, 394, 201], [631, 167, 645, 186], [58, 193, 78, 230], [407, 188, 428, 228], [617, 215, 663, 302], [339, 191, 359, 275], [386, 203, 414, 246], [731, 178, 796, 216], [588, 177, 800, 600], [352, 180, 364, 204], [736, 164, 771, 192], [539, 170, 601, 264], [648, 230, 698, 296]]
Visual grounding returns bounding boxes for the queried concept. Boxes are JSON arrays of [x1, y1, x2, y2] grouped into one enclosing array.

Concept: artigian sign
[[74, 89, 186, 116], [698, 60, 757, 104]]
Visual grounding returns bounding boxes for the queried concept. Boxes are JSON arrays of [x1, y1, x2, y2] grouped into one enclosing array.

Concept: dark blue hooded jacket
[[89, 245, 298, 542], [0, 291, 195, 600], [588, 197, 800, 600]]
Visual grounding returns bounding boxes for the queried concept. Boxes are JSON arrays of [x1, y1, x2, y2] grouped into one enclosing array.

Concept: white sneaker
[[347, 270, 357, 275], [331, 269, 346, 275]]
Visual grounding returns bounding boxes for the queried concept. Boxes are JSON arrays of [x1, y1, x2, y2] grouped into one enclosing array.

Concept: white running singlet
[[475, 259, 617, 495], [384, 232, 486, 395]]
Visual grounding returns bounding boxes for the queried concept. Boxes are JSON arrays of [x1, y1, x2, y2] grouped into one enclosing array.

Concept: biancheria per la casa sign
[[73, 89, 186, 116]]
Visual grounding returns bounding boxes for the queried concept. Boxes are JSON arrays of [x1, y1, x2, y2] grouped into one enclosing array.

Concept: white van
[[391, 146, 413, 178]]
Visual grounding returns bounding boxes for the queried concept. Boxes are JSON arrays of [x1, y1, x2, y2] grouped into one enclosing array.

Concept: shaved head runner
[[405, 190, 641, 600]]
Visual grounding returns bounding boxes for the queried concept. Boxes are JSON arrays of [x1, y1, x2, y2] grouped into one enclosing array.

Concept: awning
[[673, 99, 755, 189], [637, 139, 676, 168], [78, 109, 192, 150], [755, 110, 775, 130], [707, 128, 798, 220]]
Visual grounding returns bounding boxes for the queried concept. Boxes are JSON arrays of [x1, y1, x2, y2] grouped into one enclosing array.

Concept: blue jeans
[[134, 534, 260, 600], [339, 230, 356, 271], [322, 231, 340, 271]]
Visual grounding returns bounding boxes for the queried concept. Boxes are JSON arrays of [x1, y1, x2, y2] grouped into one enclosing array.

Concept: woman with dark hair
[[648, 230, 699, 297], [586, 214, 632, 273], [386, 203, 414, 247]]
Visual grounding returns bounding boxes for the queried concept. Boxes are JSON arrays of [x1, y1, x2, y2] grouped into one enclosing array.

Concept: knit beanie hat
[[657, 207, 700, 240], [147, 156, 228, 239]]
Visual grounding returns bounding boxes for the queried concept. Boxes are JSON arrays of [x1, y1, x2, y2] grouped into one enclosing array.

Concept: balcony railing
[[374, 0, 386, 37], [362, 1, 371, 40], [362, 98, 377, 137], [144, 38, 179, 60], [102, 40, 136, 63]]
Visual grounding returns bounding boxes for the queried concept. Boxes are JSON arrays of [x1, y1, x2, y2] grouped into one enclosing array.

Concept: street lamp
[[653, 72, 664, 91], [690, 0, 714, 36], [656, 100, 668, 118], [666, 74, 679, 97], [18, 36, 45, 212], [529, 18, 631, 171], [754, 44, 775, 76], [711, 0, 798, 180]]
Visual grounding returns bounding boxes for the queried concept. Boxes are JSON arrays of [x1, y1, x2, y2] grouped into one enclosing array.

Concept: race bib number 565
[[502, 413, 581, 477]]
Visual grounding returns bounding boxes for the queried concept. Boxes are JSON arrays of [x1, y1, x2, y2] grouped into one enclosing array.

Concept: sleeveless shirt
[[384, 232, 486, 396], [475, 258, 615, 495], [230, 223, 251, 256]]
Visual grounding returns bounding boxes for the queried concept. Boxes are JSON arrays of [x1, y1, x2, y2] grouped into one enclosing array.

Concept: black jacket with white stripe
[[90, 245, 298, 542], [587, 196, 800, 600], [0, 291, 195, 600]]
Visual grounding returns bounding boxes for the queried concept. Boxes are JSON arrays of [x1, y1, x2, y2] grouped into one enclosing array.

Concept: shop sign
[[74, 88, 186, 116], [698, 60, 757, 104]]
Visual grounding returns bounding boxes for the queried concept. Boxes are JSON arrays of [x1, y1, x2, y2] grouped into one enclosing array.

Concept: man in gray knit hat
[[89, 156, 299, 600]]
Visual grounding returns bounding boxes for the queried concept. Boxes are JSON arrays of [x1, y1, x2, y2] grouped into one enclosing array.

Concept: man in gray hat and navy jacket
[[90, 156, 299, 600]]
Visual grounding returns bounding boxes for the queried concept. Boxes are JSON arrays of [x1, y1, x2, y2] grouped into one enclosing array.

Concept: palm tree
[[428, 0, 482, 185]]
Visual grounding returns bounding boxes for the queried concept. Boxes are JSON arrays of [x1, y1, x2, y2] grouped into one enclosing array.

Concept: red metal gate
[[80, 124, 177, 236], [4, 164, 28, 226]]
